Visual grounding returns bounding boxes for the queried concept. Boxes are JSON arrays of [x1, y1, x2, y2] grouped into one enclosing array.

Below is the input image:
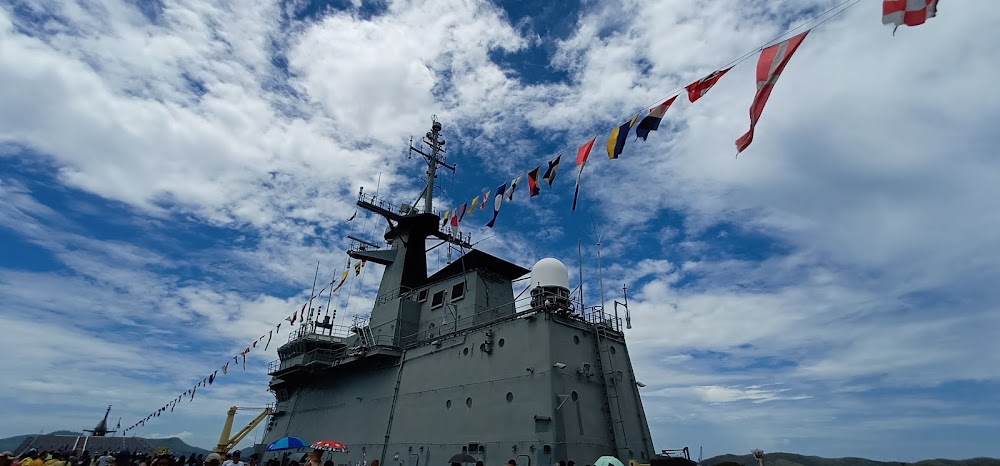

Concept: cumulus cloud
[[1, 0, 999, 461]]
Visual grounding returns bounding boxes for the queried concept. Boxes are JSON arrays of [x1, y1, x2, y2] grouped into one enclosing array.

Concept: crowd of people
[[0, 449, 263, 466], [1, 449, 595, 466]]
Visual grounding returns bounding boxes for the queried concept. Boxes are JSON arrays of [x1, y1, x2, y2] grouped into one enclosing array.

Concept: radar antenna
[[409, 116, 454, 214]]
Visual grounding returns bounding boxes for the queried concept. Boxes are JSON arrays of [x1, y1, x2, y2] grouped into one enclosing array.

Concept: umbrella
[[447, 454, 477, 464], [594, 457, 625, 466], [312, 441, 349, 453], [266, 436, 309, 451]]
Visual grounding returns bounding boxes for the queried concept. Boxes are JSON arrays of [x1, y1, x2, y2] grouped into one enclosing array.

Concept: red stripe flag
[[572, 137, 597, 211], [686, 67, 731, 103], [527, 166, 541, 197], [735, 31, 809, 155], [883, 0, 939, 31]]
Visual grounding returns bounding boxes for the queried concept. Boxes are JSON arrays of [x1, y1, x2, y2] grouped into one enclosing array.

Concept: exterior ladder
[[360, 325, 375, 347], [593, 320, 627, 457]]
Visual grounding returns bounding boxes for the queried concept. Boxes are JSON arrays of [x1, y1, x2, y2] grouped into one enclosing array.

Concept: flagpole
[[325, 270, 336, 321], [597, 238, 606, 319], [578, 239, 585, 319], [307, 260, 320, 322]]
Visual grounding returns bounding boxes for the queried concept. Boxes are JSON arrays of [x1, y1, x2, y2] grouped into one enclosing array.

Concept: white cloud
[[2, 0, 999, 461]]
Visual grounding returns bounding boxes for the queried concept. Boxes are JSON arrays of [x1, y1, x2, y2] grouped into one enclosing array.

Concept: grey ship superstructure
[[262, 120, 656, 466]]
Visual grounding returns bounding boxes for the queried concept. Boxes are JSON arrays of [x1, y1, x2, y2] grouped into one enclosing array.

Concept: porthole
[[609, 345, 617, 354], [463, 347, 469, 355], [573, 335, 580, 344], [571, 391, 579, 401], [506, 392, 513, 403], [466, 397, 473, 408], [446, 400, 452, 409], [498, 338, 505, 347]]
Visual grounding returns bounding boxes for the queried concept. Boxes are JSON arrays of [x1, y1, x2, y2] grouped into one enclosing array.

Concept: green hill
[[702, 453, 1000, 466], [0, 432, 80, 454], [141, 438, 212, 456]]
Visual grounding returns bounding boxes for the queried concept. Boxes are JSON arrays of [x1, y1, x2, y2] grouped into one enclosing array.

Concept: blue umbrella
[[594, 457, 625, 466], [267, 436, 309, 451]]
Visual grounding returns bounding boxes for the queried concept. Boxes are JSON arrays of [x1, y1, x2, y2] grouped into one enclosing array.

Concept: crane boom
[[215, 406, 274, 453]]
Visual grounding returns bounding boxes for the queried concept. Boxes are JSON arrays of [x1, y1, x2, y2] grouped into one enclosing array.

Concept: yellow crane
[[215, 406, 274, 454]]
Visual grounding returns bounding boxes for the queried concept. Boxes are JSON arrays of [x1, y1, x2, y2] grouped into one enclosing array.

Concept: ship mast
[[410, 117, 453, 214], [348, 118, 471, 331]]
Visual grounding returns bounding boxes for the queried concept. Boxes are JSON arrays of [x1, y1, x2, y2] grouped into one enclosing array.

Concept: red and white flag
[[883, 0, 939, 31], [735, 31, 809, 155], [685, 67, 731, 103]]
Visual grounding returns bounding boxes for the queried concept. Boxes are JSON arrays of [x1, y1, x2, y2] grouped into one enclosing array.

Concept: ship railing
[[525, 287, 622, 332], [358, 191, 403, 215], [582, 305, 623, 332], [348, 238, 384, 253], [268, 334, 399, 374], [286, 320, 354, 343], [267, 358, 282, 374], [375, 286, 415, 306], [395, 289, 621, 348], [398, 295, 535, 347], [438, 226, 472, 245], [358, 189, 459, 218]]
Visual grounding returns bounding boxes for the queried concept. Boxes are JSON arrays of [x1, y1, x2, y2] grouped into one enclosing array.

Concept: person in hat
[[204, 455, 224, 466]]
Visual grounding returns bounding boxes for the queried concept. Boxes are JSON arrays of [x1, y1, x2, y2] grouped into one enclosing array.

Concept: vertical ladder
[[362, 325, 375, 347], [353, 315, 375, 347], [593, 320, 627, 457]]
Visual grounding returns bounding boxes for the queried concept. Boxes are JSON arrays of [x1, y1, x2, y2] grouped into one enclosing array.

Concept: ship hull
[[264, 313, 655, 466]]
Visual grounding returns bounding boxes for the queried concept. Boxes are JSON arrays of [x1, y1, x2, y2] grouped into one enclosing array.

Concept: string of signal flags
[[122, 0, 938, 434], [439, 0, 940, 232], [122, 257, 367, 433]]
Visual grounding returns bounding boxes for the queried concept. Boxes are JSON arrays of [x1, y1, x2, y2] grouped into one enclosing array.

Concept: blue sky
[[2, 0, 999, 461]]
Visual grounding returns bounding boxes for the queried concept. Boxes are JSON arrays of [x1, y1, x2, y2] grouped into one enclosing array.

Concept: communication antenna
[[614, 284, 631, 329], [577, 240, 585, 316], [307, 261, 320, 319], [409, 116, 454, 213], [591, 217, 617, 317]]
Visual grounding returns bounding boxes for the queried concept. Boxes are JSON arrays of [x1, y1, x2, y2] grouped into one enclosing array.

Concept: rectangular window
[[417, 289, 428, 302], [451, 282, 465, 301], [431, 290, 445, 309]]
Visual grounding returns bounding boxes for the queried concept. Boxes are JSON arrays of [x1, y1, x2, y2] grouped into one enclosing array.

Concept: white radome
[[531, 258, 570, 290]]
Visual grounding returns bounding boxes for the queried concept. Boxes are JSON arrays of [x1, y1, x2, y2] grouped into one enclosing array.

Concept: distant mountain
[[142, 438, 212, 456], [702, 452, 1000, 466], [0, 432, 81, 453], [0, 434, 32, 454], [142, 438, 256, 457]]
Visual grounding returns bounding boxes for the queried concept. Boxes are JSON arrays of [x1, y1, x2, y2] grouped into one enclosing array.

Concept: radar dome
[[531, 258, 570, 290]]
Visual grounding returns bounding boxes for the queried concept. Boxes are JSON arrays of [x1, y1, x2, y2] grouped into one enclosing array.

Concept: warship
[[261, 120, 658, 466]]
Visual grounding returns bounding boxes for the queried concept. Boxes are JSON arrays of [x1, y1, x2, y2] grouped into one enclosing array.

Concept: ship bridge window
[[450, 282, 465, 301], [431, 290, 445, 309], [417, 289, 428, 302]]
